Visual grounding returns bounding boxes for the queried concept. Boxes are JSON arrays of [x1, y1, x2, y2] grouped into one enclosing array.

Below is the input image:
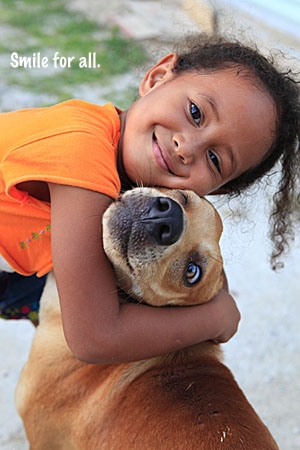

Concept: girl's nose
[[173, 133, 196, 165]]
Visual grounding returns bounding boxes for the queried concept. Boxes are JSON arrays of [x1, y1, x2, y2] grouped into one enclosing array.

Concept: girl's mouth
[[152, 133, 175, 175]]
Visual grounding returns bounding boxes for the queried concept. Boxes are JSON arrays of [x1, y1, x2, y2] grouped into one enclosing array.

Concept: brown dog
[[16, 187, 279, 449]]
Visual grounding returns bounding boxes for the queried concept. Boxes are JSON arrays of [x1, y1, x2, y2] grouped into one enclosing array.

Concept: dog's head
[[102, 187, 223, 307]]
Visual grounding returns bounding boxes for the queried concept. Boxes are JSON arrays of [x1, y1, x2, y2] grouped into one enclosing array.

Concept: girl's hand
[[208, 289, 241, 344]]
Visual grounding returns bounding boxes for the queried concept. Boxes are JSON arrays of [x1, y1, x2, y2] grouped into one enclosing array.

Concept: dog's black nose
[[143, 196, 184, 245]]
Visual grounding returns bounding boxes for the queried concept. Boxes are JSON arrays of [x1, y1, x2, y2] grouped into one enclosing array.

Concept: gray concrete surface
[[1, 1, 300, 449]]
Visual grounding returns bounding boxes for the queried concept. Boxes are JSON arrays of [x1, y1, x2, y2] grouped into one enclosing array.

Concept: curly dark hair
[[173, 33, 300, 269]]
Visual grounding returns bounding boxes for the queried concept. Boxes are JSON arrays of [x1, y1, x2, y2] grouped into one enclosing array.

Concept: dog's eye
[[179, 191, 189, 206], [185, 262, 202, 285]]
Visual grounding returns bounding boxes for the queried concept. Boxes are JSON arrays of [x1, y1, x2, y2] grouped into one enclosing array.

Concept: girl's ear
[[139, 53, 178, 96]]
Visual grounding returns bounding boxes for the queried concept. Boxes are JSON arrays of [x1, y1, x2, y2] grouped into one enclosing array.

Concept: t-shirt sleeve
[[1, 100, 121, 200]]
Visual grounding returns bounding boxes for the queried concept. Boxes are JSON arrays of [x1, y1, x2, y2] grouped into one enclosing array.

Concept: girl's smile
[[152, 132, 177, 175]]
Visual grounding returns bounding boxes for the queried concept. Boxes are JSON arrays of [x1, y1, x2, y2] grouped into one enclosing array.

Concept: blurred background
[[0, 1, 300, 449]]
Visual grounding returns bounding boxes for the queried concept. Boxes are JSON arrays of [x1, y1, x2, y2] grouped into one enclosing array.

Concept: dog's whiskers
[[116, 287, 133, 302]]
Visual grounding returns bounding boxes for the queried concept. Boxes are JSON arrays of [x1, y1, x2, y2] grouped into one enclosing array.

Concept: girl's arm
[[49, 183, 240, 364]]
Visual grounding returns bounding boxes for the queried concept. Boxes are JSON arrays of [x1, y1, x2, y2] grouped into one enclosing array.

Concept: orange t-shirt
[[0, 100, 121, 276]]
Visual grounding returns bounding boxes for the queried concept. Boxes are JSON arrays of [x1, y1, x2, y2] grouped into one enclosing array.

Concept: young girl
[[1, 33, 299, 363]]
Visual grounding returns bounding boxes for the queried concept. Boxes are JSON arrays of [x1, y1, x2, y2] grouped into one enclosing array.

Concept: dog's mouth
[[106, 203, 134, 270]]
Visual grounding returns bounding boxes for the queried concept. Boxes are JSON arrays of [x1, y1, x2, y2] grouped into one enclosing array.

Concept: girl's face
[[119, 54, 276, 196]]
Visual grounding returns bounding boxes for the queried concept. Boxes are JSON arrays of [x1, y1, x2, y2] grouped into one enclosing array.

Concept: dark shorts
[[0, 272, 48, 323]]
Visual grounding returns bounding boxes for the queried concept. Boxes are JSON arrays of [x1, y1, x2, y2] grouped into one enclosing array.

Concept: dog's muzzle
[[103, 193, 185, 261], [141, 196, 183, 246]]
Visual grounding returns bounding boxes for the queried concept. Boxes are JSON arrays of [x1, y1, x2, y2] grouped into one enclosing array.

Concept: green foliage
[[0, 0, 148, 106]]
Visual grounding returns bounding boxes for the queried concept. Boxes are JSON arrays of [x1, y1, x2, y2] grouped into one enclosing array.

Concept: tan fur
[[16, 188, 279, 449]]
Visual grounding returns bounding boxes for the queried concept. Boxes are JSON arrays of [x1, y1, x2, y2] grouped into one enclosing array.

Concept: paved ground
[[1, 1, 300, 449]]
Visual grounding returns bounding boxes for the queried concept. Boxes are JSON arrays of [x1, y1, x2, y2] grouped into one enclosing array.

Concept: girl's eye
[[185, 262, 202, 286], [190, 102, 201, 125], [208, 149, 221, 174]]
